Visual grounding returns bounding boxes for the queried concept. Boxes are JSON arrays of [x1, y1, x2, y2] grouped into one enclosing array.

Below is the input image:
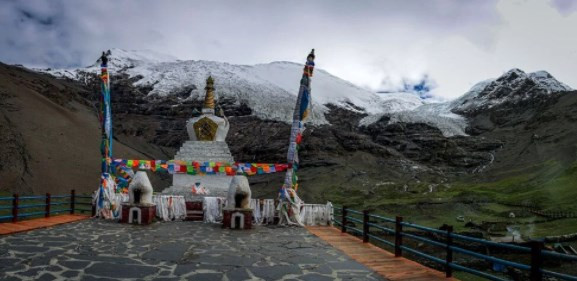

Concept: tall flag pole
[[95, 51, 121, 219], [100, 52, 113, 175], [279, 49, 315, 225]]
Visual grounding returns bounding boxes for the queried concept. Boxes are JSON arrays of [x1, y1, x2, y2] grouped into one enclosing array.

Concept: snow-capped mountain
[[360, 68, 572, 136], [38, 49, 572, 137], [450, 68, 572, 116], [45, 49, 179, 78], [41, 48, 385, 125]]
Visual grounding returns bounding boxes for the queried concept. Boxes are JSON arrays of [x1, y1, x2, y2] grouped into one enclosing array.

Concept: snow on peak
[[88, 48, 179, 69], [360, 68, 572, 137], [37, 48, 179, 80], [36, 50, 572, 138], [450, 68, 572, 115], [528, 70, 572, 92], [41, 50, 388, 125], [249, 61, 385, 115]]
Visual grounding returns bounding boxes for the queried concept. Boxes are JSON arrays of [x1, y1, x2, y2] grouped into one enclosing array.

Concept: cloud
[[0, 0, 575, 100], [550, 0, 577, 16], [377, 74, 437, 99]]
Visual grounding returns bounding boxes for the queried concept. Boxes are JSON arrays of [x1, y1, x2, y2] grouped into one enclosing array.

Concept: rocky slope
[[0, 63, 169, 195]]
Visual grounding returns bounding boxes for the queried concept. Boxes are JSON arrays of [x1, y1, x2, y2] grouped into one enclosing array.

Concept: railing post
[[341, 206, 347, 233], [12, 194, 19, 223], [362, 210, 369, 243], [45, 193, 51, 218], [70, 189, 76, 214], [445, 225, 454, 278], [530, 241, 544, 281], [91, 201, 96, 217], [395, 216, 403, 257]]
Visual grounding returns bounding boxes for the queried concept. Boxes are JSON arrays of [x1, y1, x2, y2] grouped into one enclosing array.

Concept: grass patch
[[327, 160, 577, 238]]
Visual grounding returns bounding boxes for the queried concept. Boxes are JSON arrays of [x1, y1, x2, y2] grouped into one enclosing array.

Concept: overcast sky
[[1, 0, 576, 99]]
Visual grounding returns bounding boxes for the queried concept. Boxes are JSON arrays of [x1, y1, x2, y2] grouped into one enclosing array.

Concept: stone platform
[[0, 219, 385, 280]]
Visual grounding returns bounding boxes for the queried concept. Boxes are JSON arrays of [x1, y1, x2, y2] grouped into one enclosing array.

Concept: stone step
[[185, 215, 203, 220], [180, 143, 230, 147], [181, 143, 228, 148], [176, 151, 233, 156], [175, 152, 233, 156], [175, 157, 235, 161], [180, 151, 231, 154], [185, 210, 204, 221], [177, 151, 232, 155], [176, 153, 232, 158], [179, 151, 231, 155], [178, 150, 232, 155], [180, 142, 230, 148]]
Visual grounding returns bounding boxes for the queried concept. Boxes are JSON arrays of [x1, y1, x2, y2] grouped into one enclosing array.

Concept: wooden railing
[[0, 190, 93, 222], [334, 206, 577, 281]]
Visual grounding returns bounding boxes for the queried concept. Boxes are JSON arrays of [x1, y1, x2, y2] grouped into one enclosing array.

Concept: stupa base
[[120, 204, 156, 225], [222, 209, 253, 229]]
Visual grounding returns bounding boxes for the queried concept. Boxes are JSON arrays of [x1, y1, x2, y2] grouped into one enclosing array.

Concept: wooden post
[[395, 216, 403, 257], [341, 206, 347, 233], [70, 189, 76, 214], [530, 241, 544, 281], [12, 193, 18, 222], [45, 193, 51, 218], [445, 225, 454, 278], [362, 210, 369, 243], [12, 194, 19, 223], [91, 202, 96, 217]]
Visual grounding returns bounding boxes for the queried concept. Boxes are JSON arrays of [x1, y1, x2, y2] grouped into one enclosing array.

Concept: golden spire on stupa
[[203, 75, 215, 111]]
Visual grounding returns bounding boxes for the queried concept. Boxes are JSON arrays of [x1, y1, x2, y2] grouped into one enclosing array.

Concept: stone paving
[[0, 219, 386, 280]]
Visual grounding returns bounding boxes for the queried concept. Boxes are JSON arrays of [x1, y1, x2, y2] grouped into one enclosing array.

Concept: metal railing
[[333, 206, 577, 281], [0, 190, 93, 222]]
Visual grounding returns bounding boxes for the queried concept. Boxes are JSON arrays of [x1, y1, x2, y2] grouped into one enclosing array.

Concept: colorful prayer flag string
[[109, 159, 290, 176]]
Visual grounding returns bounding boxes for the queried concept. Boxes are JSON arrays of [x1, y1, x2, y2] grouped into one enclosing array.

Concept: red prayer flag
[[296, 133, 302, 144]]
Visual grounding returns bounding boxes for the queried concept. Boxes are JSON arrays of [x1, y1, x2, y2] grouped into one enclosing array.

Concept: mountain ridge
[[37, 49, 572, 139]]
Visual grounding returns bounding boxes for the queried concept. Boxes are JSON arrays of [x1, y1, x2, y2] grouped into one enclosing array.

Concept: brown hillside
[[0, 63, 165, 195]]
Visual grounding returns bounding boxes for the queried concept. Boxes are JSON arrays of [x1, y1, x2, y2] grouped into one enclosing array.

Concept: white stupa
[[162, 76, 246, 201]]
